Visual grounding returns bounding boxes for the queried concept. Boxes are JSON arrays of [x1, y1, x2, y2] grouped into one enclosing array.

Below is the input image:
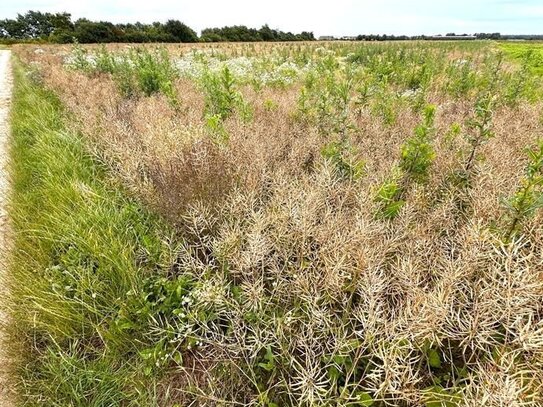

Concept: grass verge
[[5, 60, 179, 406]]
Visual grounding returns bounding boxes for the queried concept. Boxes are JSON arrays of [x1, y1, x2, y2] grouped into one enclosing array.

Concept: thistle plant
[[321, 141, 365, 181], [446, 58, 477, 98], [502, 140, 543, 241], [94, 45, 117, 75], [375, 105, 436, 218], [129, 47, 179, 102], [464, 94, 495, 174], [399, 104, 436, 183], [201, 66, 251, 121], [297, 65, 355, 137], [374, 174, 405, 219], [67, 41, 92, 73]]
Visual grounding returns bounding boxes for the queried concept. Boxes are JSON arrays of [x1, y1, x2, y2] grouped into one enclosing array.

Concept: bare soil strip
[[0, 49, 14, 407]]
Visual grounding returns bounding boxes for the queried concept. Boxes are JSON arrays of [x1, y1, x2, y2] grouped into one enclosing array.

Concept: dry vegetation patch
[[9, 41, 543, 406]]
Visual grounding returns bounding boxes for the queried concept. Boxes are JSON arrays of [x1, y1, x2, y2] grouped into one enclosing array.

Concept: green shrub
[[202, 66, 242, 120], [67, 41, 93, 73], [297, 66, 355, 135], [130, 47, 178, 99], [464, 94, 495, 173], [375, 105, 436, 219], [399, 104, 436, 182], [94, 45, 118, 74], [321, 141, 365, 180], [67, 45, 179, 105], [502, 140, 543, 241], [375, 175, 405, 219]]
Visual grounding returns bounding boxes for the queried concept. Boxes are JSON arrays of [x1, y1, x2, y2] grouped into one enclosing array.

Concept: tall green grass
[[6, 61, 180, 406]]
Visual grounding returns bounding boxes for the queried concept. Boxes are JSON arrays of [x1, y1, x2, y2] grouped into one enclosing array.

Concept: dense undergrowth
[[6, 41, 543, 406]]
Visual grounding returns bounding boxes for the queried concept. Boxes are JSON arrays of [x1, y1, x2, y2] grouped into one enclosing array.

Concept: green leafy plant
[[94, 45, 118, 75], [67, 41, 93, 73], [321, 141, 365, 180], [117, 274, 198, 375], [200, 66, 253, 143], [423, 385, 462, 407], [205, 113, 229, 144], [399, 104, 436, 182], [444, 122, 461, 149], [464, 94, 495, 173], [297, 66, 355, 136], [502, 140, 543, 241], [68, 45, 179, 106], [446, 58, 477, 98], [375, 175, 405, 219], [129, 47, 179, 103], [375, 105, 436, 218], [371, 92, 397, 126], [202, 66, 243, 120]]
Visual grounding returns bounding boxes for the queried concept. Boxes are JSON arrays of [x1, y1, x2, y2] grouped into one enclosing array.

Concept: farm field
[[4, 40, 543, 406], [499, 41, 543, 75]]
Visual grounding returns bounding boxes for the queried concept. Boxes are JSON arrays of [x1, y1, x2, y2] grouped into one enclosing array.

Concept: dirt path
[[0, 49, 14, 406]]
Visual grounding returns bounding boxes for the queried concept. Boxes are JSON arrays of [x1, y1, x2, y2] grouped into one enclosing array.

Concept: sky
[[1, 0, 543, 37]]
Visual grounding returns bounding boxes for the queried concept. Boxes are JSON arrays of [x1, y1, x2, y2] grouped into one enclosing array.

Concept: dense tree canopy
[[0, 11, 314, 43], [0, 11, 72, 40], [2, 11, 543, 44], [201, 25, 315, 42], [0, 11, 200, 43]]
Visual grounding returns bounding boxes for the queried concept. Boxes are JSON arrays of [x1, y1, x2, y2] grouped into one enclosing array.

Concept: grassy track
[[0, 49, 14, 407], [6, 60, 178, 406]]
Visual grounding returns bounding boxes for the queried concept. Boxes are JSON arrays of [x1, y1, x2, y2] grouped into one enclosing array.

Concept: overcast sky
[[2, 0, 543, 36]]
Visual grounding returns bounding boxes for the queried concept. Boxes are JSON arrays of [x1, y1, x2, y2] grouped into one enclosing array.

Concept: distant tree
[[202, 24, 313, 42], [163, 20, 197, 42], [0, 10, 73, 40], [298, 31, 315, 41], [259, 24, 276, 41], [2, 10, 315, 44], [73, 19, 117, 43], [18, 11, 55, 38], [475, 32, 501, 40], [50, 12, 73, 31], [0, 18, 26, 39], [201, 30, 225, 42]]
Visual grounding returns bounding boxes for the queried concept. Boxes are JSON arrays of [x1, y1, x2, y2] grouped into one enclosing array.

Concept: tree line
[[201, 25, 314, 42], [0, 11, 315, 43], [4, 11, 541, 44], [353, 33, 543, 41]]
